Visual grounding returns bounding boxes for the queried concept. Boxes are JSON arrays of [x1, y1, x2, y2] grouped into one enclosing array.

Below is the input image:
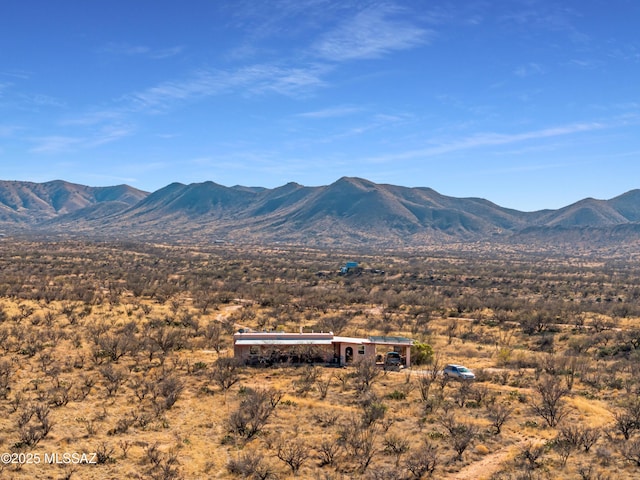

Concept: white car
[[443, 364, 475, 381]]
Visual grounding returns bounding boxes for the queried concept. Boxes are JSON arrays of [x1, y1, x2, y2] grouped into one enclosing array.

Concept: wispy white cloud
[[125, 71, 217, 111], [155, 133, 180, 139], [225, 0, 348, 42], [0, 69, 30, 80], [607, 43, 640, 63], [514, 62, 544, 77], [286, 110, 410, 150], [29, 124, 135, 154], [19, 93, 66, 108], [46, 60, 332, 154], [367, 121, 606, 163], [0, 77, 67, 114], [124, 63, 331, 112], [61, 109, 124, 127], [296, 105, 362, 118], [20, 4, 428, 158], [104, 43, 149, 55], [0, 124, 21, 137], [488, 160, 584, 175], [102, 42, 184, 59], [30, 4, 429, 154], [86, 125, 135, 147], [246, 64, 330, 96], [30, 136, 83, 154], [0, 81, 13, 97], [499, 6, 588, 44], [568, 58, 603, 69], [149, 46, 184, 60], [313, 4, 431, 61]]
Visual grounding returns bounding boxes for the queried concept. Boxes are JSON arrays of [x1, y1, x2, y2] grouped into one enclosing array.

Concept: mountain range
[[2, 177, 640, 250]]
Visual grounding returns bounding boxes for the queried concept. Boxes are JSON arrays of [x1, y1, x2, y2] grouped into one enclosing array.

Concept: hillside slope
[[1, 178, 639, 249]]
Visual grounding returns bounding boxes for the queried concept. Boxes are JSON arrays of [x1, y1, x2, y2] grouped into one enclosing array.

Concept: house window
[[358, 345, 365, 355]]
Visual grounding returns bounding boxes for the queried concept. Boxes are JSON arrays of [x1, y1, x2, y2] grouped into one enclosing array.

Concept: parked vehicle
[[384, 351, 403, 370], [443, 364, 475, 380]]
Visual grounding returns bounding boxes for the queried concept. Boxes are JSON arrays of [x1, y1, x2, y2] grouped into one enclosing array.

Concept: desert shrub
[[275, 436, 310, 474], [352, 358, 380, 394], [227, 451, 274, 479], [619, 438, 640, 466], [411, 342, 434, 365], [405, 440, 438, 478], [335, 410, 388, 473], [99, 364, 127, 397], [95, 441, 115, 464], [359, 393, 387, 428], [611, 396, 640, 440], [228, 388, 281, 439], [0, 359, 12, 399], [154, 375, 184, 411], [383, 432, 410, 467], [487, 401, 514, 435], [387, 389, 406, 400], [439, 414, 478, 461], [317, 436, 342, 467], [210, 357, 241, 396], [518, 442, 547, 471], [530, 375, 569, 427]]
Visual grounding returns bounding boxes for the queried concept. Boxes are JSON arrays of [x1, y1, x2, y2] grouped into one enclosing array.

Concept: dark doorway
[[345, 346, 353, 363]]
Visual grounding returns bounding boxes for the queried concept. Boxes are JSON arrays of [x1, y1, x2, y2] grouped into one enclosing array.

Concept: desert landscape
[[0, 238, 639, 479], [4, 1, 639, 478]]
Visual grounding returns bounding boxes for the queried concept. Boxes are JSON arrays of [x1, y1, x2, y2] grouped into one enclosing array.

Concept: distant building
[[233, 331, 413, 367], [340, 261, 360, 274]]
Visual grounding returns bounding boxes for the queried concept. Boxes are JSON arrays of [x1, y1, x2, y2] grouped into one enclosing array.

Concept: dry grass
[[0, 240, 639, 478]]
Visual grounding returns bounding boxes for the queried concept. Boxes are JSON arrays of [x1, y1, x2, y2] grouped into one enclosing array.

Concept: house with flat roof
[[233, 331, 413, 367]]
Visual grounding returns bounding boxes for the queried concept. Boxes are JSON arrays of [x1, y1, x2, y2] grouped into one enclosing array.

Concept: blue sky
[[1, 0, 639, 211]]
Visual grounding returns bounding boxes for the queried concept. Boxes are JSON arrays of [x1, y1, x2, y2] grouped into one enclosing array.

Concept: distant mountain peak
[[1, 178, 639, 250]]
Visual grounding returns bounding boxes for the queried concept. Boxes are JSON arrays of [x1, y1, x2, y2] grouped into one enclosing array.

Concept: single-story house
[[233, 331, 413, 367]]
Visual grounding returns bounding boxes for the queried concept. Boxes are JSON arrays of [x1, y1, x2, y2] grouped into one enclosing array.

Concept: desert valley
[[1, 179, 640, 479]]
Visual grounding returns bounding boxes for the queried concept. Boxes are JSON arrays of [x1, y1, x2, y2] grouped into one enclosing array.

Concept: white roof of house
[[332, 336, 370, 344], [233, 332, 412, 347], [234, 339, 333, 346]]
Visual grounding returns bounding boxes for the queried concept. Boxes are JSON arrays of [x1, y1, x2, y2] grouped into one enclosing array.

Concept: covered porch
[[233, 331, 413, 367]]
